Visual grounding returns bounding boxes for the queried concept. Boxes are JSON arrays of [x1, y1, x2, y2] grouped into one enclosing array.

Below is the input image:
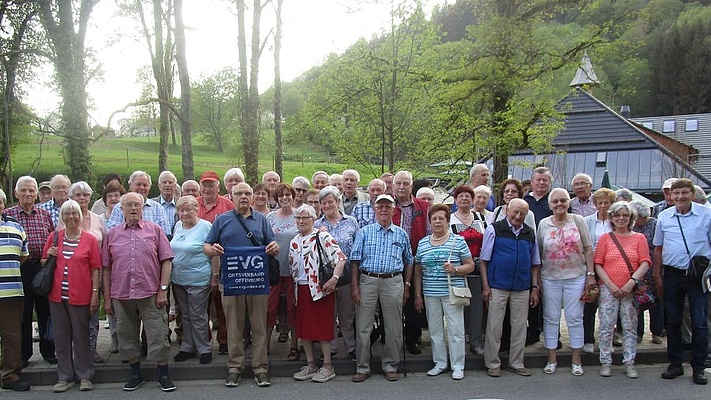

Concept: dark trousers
[[527, 302, 542, 342], [20, 259, 55, 361], [583, 300, 598, 344], [663, 269, 708, 369], [638, 298, 664, 337], [404, 282, 427, 345]]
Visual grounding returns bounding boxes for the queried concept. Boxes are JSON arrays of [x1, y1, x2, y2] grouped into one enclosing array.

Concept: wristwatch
[[160, 285, 169, 291], [586, 271, 596, 277]]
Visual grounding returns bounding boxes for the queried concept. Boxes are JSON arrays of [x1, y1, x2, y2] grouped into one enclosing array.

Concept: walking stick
[[402, 308, 407, 377]]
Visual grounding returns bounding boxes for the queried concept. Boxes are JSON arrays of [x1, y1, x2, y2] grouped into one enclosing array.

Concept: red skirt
[[295, 284, 335, 341]]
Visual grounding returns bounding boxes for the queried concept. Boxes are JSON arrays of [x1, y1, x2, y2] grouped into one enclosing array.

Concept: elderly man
[[107, 171, 171, 236], [262, 171, 281, 210], [38, 181, 52, 204], [352, 179, 387, 228], [480, 198, 541, 378], [311, 171, 329, 190], [380, 172, 394, 196], [0, 189, 31, 391], [103, 192, 175, 392], [392, 170, 430, 355], [653, 178, 710, 385], [292, 176, 310, 208], [342, 169, 370, 215], [652, 178, 677, 218], [223, 168, 245, 201], [39, 174, 71, 226], [204, 182, 279, 388], [470, 164, 494, 211], [570, 173, 596, 217], [5, 176, 56, 367], [181, 180, 200, 198], [330, 174, 344, 193], [197, 170, 234, 355], [350, 194, 413, 383], [152, 171, 178, 231]]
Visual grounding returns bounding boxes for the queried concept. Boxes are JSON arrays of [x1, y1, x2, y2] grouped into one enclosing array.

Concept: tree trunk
[[174, 0, 193, 179], [273, 0, 283, 178]]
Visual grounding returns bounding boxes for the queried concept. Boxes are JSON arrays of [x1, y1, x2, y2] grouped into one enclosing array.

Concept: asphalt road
[[8, 364, 709, 400]]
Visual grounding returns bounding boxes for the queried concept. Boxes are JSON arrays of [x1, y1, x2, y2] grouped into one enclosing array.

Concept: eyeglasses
[[233, 191, 252, 197], [503, 189, 519, 194], [295, 216, 313, 221], [294, 188, 307, 193], [306, 201, 320, 205]]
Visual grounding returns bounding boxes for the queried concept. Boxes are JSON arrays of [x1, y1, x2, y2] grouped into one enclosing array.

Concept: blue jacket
[[486, 219, 536, 291]]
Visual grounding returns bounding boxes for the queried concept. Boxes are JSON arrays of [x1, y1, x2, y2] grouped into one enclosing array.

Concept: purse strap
[[446, 235, 469, 288], [609, 232, 635, 277], [52, 230, 58, 246], [234, 211, 260, 246], [314, 232, 326, 265]]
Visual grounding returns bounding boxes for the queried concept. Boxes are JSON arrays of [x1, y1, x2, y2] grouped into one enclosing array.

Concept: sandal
[[543, 362, 557, 374], [287, 348, 300, 361], [278, 332, 289, 343], [571, 364, 584, 376]]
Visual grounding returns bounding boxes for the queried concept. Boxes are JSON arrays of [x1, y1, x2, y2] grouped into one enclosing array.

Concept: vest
[[486, 219, 536, 291]]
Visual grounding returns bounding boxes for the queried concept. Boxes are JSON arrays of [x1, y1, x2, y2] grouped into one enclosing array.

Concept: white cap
[[375, 194, 395, 204], [662, 178, 677, 190]]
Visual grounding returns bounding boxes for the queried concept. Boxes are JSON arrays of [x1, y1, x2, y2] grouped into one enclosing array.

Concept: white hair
[[416, 187, 435, 198], [343, 169, 361, 182], [294, 204, 317, 219], [473, 185, 492, 197], [571, 173, 592, 186], [319, 186, 342, 202], [469, 163, 489, 177], [224, 167, 244, 183], [15, 176, 38, 193], [128, 170, 152, 187], [158, 170, 177, 183], [69, 181, 93, 197], [50, 174, 71, 188], [394, 170, 413, 183], [292, 176, 311, 189]]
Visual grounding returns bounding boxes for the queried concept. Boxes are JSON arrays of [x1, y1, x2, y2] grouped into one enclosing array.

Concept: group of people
[[1, 163, 710, 393]]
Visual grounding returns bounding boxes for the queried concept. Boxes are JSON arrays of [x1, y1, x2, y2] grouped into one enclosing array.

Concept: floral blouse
[[537, 214, 592, 280], [289, 229, 347, 303]]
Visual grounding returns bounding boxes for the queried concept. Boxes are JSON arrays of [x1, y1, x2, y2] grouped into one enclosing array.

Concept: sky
[[25, 0, 445, 128]]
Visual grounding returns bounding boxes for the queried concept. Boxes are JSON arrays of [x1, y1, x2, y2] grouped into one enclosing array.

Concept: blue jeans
[[663, 270, 708, 369], [637, 298, 664, 337]]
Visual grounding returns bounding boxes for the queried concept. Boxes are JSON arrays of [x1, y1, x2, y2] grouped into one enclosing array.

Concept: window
[[662, 120, 676, 133], [641, 121, 654, 130], [685, 118, 699, 132]]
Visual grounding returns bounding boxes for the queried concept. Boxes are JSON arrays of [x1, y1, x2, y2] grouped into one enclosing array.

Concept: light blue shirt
[[416, 234, 471, 297], [653, 203, 711, 269], [170, 219, 212, 286], [155, 196, 177, 231], [350, 221, 414, 274], [107, 197, 172, 236]]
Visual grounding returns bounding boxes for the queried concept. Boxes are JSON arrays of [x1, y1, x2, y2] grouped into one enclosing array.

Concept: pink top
[[594, 232, 651, 288], [42, 230, 101, 305], [102, 220, 174, 301]]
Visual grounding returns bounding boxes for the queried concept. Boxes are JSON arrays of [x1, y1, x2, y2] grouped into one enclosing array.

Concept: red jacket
[[42, 230, 101, 305], [393, 196, 430, 256]]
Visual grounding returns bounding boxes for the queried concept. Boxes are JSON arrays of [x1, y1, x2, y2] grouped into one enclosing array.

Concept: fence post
[[126, 149, 130, 167]]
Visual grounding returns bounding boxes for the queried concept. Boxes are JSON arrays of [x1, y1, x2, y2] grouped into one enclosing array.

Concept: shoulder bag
[[235, 213, 279, 286], [675, 215, 710, 285], [314, 232, 350, 288], [447, 236, 472, 306], [32, 231, 59, 296], [609, 232, 656, 311]]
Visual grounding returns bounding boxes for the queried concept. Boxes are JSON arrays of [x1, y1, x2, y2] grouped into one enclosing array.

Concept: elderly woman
[[170, 196, 213, 364], [615, 188, 634, 203], [290, 204, 346, 383], [582, 188, 616, 353], [90, 174, 122, 215], [222, 167, 245, 201], [329, 174, 343, 193], [537, 188, 594, 376], [416, 187, 436, 208], [43, 200, 101, 392], [251, 183, 271, 215], [292, 176, 311, 209], [490, 179, 536, 229], [305, 189, 322, 217], [99, 182, 126, 228], [314, 186, 360, 361], [63, 182, 106, 364], [594, 202, 650, 378], [449, 185, 486, 355], [629, 201, 663, 344], [415, 204, 474, 380], [266, 183, 299, 359]]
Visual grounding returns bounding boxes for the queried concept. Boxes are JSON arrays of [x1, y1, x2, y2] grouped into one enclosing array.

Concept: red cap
[[199, 170, 220, 183]]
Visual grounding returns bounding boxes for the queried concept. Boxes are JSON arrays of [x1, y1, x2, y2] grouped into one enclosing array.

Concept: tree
[[273, 0, 284, 177], [173, 0, 193, 179], [191, 67, 240, 153], [38, 0, 99, 183]]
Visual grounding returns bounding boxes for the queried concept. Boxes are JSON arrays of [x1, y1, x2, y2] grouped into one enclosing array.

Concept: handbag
[[676, 214, 711, 284], [31, 231, 59, 296], [314, 232, 350, 288], [234, 212, 279, 286], [609, 233, 656, 311], [580, 285, 600, 303], [446, 236, 471, 306]]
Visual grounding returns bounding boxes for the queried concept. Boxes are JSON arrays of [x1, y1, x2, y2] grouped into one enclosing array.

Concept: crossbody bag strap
[[446, 235, 469, 288], [675, 214, 692, 257], [609, 232, 634, 277], [314, 232, 326, 265], [234, 211, 260, 246]]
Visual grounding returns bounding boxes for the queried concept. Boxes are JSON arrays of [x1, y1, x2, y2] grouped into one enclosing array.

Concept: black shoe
[[43, 356, 58, 364], [173, 351, 196, 362], [693, 369, 708, 385], [1, 379, 31, 391], [219, 344, 228, 355], [141, 344, 148, 356], [123, 375, 145, 391], [704, 356, 711, 369], [21, 360, 28, 368], [158, 375, 176, 392], [348, 350, 357, 361], [199, 353, 212, 364], [661, 364, 684, 379], [406, 342, 421, 355]]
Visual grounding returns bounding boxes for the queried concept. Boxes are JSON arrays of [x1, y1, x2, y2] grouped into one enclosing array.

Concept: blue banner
[[221, 246, 270, 296]]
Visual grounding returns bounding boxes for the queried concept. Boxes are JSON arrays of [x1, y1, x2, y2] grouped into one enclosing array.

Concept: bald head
[[506, 198, 529, 229]]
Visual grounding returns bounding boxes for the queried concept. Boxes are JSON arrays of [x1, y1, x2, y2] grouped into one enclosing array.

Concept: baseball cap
[[375, 194, 395, 204], [662, 178, 677, 190], [39, 181, 51, 190], [199, 171, 220, 183]]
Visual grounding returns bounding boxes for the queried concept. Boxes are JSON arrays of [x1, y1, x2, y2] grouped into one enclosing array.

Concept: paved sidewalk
[[20, 312, 669, 386]]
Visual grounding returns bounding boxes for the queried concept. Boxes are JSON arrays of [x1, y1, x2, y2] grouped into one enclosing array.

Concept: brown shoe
[[352, 372, 371, 383], [508, 367, 532, 377], [487, 367, 501, 377], [384, 371, 398, 381]]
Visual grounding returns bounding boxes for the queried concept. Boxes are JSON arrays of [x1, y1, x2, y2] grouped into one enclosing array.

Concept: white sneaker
[[625, 364, 638, 379], [451, 370, 464, 380], [599, 364, 612, 377], [427, 366, 447, 376], [582, 343, 594, 354]]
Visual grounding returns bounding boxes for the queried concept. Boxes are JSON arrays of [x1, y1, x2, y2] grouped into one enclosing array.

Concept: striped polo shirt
[[0, 215, 29, 299]]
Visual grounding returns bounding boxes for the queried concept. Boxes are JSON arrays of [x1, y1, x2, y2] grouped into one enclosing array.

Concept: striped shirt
[[5, 205, 55, 261], [60, 237, 79, 300], [350, 222, 413, 274], [416, 234, 471, 297], [0, 215, 29, 299]]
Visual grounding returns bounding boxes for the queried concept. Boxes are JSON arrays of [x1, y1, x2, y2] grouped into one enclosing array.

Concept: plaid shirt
[[350, 221, 413, 274], [5, 205, 55, 261], [39, 198, 61, 227], [106, 198, 171, 237], [352, 201, 376, 228]]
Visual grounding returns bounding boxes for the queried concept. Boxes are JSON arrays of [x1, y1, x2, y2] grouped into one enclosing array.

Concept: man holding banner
[[204, 182, 279, 388]]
